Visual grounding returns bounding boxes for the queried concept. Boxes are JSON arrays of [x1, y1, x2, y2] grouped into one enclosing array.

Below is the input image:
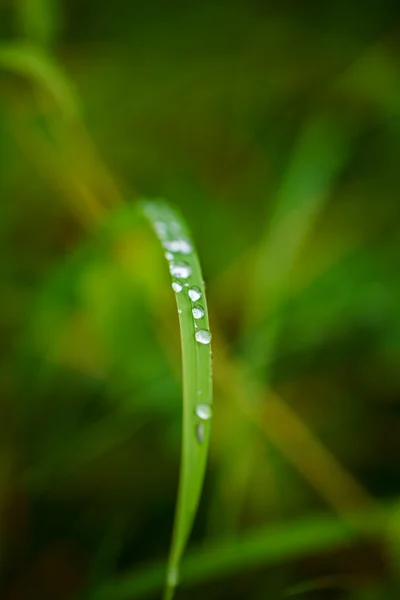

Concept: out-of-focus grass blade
[[245, 117, 351, 377], [89, 502, 392, 600], [140, 200, 213, 600], [0, 41, 79, 119], [334, 43, 400, 118], [17, 202, 176, 481], [79, 512, 128, 600], [16, 0, 62, 48], [250, 117, 350, 324], [248, 40, 400, 331], [245, 235, 400, 378]]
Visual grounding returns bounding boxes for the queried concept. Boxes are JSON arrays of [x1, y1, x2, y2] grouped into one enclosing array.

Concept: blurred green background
[[1, 0, 400, 598]]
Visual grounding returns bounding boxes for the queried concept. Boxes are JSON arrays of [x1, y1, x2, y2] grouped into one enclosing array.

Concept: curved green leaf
[[141, 200, 213, 600], [0, 41, 79, 118]]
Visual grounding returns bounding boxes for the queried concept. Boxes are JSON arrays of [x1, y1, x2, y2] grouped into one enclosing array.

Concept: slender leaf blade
[[89, 502, 392, 600], [141, 200, 213, 600], [0, 41, 79, 118]]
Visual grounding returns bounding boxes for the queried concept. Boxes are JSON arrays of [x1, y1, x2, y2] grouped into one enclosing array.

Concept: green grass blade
[[16, 0, 62, 48], [0, 41, 79, 119], [140, 200, 213, 600], [89, 502, 392, 600], [245, 117, 351, 376], [250, 116, 350, 324]]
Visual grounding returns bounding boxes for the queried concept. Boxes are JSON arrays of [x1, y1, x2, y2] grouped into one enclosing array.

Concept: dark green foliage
[[1, 1, 400, 599]]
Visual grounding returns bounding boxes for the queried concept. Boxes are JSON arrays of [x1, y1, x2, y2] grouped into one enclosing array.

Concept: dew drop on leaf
[[195, 403, 213, 420], [188, 286, 202, 302], [170, 261, 192, 279], [192, 305, 205, 319], [164, 239, 192, 254], [195, 329, 212, 345], [154, 221, 167, 236]]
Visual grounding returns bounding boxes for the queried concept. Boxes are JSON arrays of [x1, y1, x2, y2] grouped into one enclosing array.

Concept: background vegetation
[[1, 0, 400, 598]]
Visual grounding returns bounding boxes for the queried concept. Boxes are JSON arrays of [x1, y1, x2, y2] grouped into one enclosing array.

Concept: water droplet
[[177, 309, 182, 315], [165, 251, 174, 261], [192, 305, 204, 319], [167, 567, 179, 588], [195, 403, 213, 420], [164, 239, 192, 254], [169, 261, 192, 279], [154, 221, 167, 236], [188, 286, 202, 302], [195, 329, 212, 345], [196, 423, 205, 444], [172, 281, 183, 293]]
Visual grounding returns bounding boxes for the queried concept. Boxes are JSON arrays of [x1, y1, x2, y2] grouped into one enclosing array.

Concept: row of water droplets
[[155, 219, 213, 444], [158, 222, 212, 346]]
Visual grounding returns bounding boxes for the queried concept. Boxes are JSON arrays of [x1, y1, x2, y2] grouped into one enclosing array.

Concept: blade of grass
[[249, 116, 350, 325], [1, 41, 122, 222], [140, 200, 213, 600], [209, 331, 376, 528], [16, 0, 62, 48], [242, 117, 351, 394], [78, 512, 128, 600], [0, 41, 79, 119], [7, 114, 105, 227], [89, 501, 393, 600]]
